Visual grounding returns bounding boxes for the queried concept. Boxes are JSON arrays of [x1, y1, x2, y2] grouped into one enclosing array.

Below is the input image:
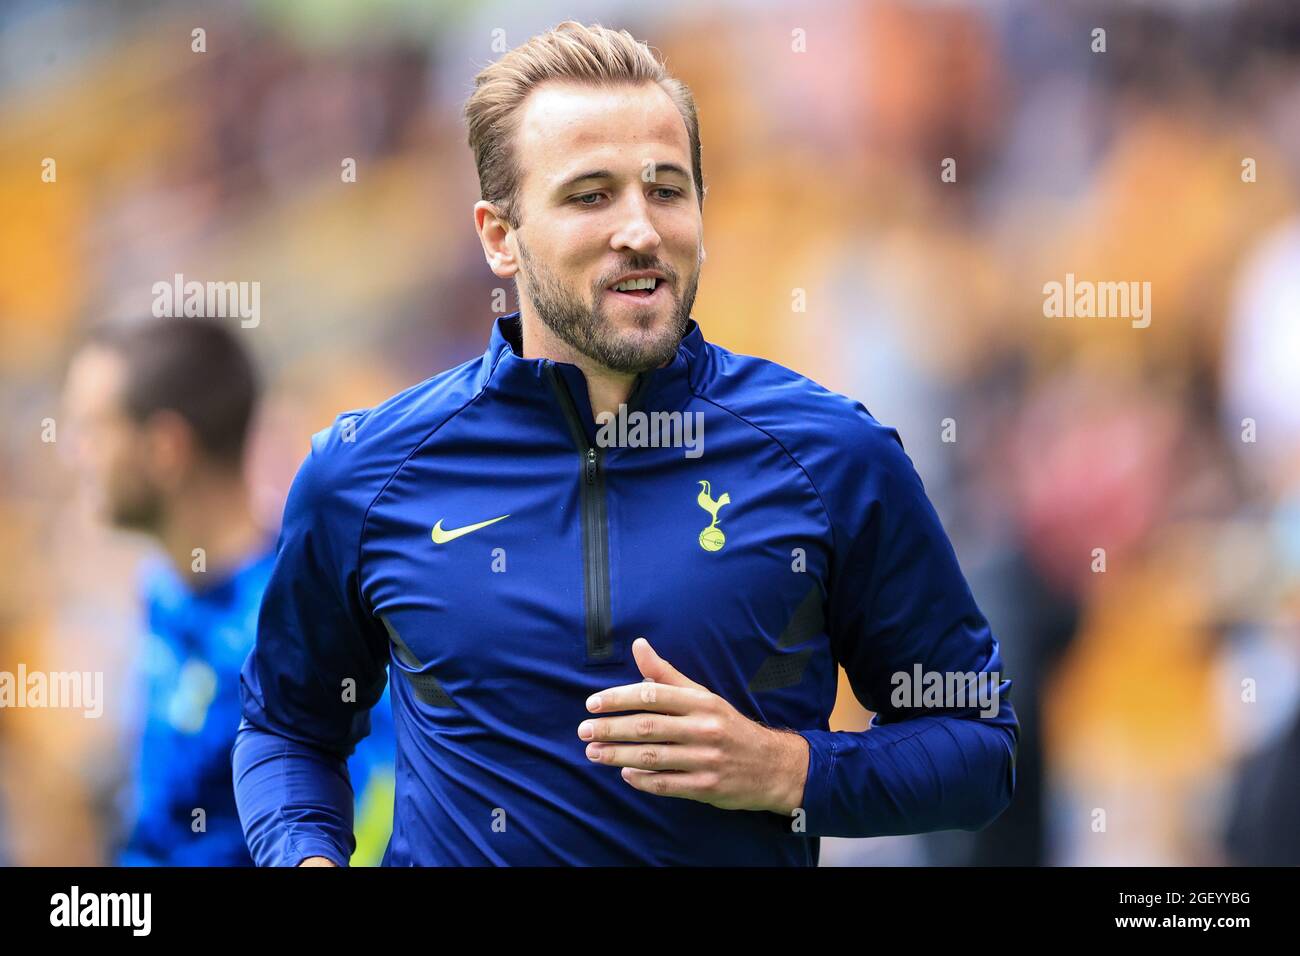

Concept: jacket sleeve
[[794, 415, 1018, 837], [233, 418, 391, 866]]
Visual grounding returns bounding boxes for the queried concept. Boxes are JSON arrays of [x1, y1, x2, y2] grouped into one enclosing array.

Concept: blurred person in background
[[61, 317, 394, 865], [62, 318, 268, 865]]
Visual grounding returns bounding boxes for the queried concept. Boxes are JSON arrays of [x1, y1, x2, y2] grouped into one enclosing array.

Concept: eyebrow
[[554, 162, 692, 194]]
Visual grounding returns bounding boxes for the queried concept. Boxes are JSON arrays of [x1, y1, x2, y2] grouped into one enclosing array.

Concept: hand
[[578, 638, 809, 815], [298, 856, 338, 867]]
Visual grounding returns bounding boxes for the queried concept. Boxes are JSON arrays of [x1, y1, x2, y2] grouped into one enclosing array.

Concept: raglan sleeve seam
[[691, 389, 840, 556], [353, 381, 496, 618]]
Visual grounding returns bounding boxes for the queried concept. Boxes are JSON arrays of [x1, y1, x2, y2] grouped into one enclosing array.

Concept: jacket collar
[[477, 311, 704, 425]]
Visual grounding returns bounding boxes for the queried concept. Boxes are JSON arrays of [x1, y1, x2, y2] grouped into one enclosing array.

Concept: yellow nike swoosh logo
[[431, 514, 510, 544]]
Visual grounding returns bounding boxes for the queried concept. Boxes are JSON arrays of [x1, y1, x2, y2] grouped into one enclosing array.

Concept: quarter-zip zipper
[[545, 364, 613, 663]]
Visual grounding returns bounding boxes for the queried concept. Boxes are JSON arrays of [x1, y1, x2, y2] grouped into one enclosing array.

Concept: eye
[[652, 187, 682, 201], [573, 192, 605, 206]]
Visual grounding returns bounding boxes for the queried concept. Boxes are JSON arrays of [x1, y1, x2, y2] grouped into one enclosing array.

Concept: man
[[234, 21, 1017, 867], [63, 318, 393, 865]]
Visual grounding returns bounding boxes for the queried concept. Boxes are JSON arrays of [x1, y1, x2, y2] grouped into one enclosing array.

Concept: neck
[[518, 309, 640, 420], [157, 467, 265, 583]]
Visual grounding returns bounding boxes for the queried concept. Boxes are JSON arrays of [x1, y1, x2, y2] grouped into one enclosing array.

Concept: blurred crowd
[[1, 0, 1297, 865]]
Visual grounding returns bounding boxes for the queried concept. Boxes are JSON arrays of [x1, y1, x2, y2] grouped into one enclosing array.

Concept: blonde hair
[[464, 21, 704, 229]]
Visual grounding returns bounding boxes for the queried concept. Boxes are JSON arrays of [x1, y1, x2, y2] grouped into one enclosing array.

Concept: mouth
[[605, 278, 668, 306]]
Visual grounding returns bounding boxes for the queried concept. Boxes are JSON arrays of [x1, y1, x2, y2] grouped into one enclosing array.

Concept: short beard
[[516, 236, 699, 374], [107, 482, 164, 535]]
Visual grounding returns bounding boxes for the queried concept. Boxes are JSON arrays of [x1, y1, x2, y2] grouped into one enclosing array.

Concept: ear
[[143, 409, 197, 492], [474, 201, 519, 280]]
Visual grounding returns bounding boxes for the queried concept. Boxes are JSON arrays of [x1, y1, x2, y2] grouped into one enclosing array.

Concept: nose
[[609, 192, 661, 256]]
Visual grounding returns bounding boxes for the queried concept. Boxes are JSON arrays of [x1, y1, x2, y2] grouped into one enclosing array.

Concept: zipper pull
[[586, 447, 597, 484]]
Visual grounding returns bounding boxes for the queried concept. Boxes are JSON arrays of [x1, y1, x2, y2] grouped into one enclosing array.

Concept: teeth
[[612, 277, 657, 292]]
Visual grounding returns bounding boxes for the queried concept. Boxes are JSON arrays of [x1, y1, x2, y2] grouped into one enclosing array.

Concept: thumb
[[632, 637, 703, 690]]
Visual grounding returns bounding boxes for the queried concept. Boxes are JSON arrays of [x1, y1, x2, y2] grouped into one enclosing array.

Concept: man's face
[[62, 348, 163, 531], [501, 80, 705, 374]]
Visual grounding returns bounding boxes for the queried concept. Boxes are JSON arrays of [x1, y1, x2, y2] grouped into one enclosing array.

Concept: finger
[[586, 681, 706, 716], [619, 767, 718, 801], [577, 712, 694, 743], [631, 637, 706, 691], [585, 742, 713, 772]]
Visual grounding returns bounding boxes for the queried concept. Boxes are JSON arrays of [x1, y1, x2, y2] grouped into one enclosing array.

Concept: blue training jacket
[[233, 312, 1018, 866]]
